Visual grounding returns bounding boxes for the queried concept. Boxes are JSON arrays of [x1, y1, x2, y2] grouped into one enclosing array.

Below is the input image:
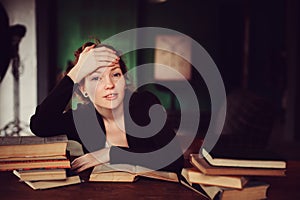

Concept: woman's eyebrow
[[111, 66, 121, 71], [88, 71, 103, 77], [88, 66, 121, 77]]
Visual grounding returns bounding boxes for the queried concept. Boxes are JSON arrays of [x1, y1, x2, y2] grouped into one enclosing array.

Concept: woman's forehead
[[90, 65, 121, 75]]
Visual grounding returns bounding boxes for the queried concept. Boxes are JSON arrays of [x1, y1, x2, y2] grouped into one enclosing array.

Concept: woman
[[30, 42, 183, 176]]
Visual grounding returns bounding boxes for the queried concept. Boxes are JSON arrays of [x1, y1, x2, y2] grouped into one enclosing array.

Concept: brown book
[[0, 155, 67, 162], [202, 147, 286, 169], [0, 159, 71, 171], [13, 168, 67, 181], [89, 163, 178, 183], [182, 168, 248, 189], [0, 135, 68, 159], [13, 170, 81, 190], [200, 180, 270, 200], [190, 154, 286, 176]]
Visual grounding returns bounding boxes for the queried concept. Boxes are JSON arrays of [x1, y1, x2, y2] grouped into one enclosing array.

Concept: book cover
[[181, 168, 248, 189], [89, 163, 178, 183], [0, 159, 71, 171], [13, 168, 67, 181], [0, 134, 67, 145], [190, 154, 286, 176], [201, 147, 286, 169], [0, 135, 68, 159], [0, 155, 67, 162], [200, 180, 270, 200]]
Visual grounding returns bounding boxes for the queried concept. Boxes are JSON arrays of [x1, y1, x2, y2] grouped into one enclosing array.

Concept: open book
[[190, 154, 286, 176], [201, 147, 286, 169], [89, 163, 178, 183]]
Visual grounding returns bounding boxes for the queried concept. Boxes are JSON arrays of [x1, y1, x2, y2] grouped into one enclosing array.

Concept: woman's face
[[83, 63, 126, 111]]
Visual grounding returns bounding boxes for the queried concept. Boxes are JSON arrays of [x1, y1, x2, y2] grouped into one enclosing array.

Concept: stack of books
[[0, 135, 81, 189], [181, 146, 287, 200]]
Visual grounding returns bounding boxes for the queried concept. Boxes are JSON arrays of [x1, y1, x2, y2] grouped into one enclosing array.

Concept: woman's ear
[[79, 84, 88, 98]]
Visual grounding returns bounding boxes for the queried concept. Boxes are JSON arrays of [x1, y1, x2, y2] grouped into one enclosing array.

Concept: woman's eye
[[112, 72, 121, 78], [91, 77, 100, 81]]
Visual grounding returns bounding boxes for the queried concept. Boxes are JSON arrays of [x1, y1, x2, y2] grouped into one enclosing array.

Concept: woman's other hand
[[71, 147, 110, 173], [67, 45, 119, 83]]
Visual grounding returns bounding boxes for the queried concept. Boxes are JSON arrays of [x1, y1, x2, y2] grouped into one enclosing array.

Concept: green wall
[[54, 0, 218, 113], [56, 0, 138, 85]]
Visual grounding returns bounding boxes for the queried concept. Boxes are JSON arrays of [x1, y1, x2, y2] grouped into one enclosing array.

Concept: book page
[[25, 176, 81, 190], [135, 165, 155, 173], [140, 171, 178, 182], [13, 169, 81, 190], [200, 184, 222, 199], [137, 166, 178, 182], [89, 171, 138, 182], [202, 148, 286, 169], [92, 164, 137, 174], [91, 164, 178, 182]]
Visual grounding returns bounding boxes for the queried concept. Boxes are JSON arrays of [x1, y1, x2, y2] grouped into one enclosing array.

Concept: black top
[[30, 76, 183, 174]]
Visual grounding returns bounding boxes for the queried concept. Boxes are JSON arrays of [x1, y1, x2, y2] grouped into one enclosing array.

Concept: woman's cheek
[[85, 82, 98, 101]]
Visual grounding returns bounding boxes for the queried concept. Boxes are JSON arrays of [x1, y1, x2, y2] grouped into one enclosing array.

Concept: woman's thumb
[[82, 44, 96, 53]]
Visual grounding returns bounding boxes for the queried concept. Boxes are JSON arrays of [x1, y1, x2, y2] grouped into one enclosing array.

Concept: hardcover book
[[0, 135, 68, 159], [181, 168, 248, 189]]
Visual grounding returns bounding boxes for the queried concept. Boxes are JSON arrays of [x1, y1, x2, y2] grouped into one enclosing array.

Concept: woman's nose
[[104, 76, 114, 89]]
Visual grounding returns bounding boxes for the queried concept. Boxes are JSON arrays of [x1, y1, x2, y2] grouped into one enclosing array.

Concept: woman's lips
[[104, 93, 118, 100]]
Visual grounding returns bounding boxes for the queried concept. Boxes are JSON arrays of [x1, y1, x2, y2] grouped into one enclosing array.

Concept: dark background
[[35, 0, 300, 158]]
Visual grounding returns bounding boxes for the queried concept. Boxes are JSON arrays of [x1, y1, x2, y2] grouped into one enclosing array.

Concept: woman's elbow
[[29, 115, 47, 137]]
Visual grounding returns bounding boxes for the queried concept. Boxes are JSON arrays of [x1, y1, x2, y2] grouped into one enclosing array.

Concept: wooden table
[[1, 161, 300, 200], [0, 170, 204, 200]]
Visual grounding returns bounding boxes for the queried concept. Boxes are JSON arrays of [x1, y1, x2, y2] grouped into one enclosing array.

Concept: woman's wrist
[[67, 66, 81, 83], [91, 147, 111, 164], [101, 147, 111, 163]]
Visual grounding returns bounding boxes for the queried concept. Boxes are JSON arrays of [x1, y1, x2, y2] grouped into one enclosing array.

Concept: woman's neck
[[96, 103, 124, 124]]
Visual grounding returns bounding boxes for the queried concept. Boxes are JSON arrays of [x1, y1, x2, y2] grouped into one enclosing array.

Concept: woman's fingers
[[71, 156, 85, 170], [94, 45, 116, 54], [87, 47, 120, 69], [70, 148, 110, 173], [72, 162, 91, 173], [93, 50, 119, 62], [71, 153, 101, 173]]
